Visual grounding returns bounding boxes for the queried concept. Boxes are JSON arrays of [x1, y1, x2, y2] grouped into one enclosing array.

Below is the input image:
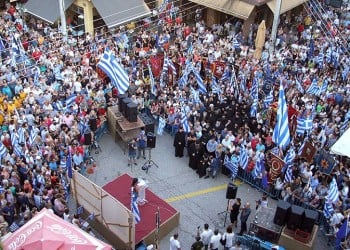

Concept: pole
[[269, 0, 282, 56], [155, 207, 160, 249], [59, 0, 67, 42]]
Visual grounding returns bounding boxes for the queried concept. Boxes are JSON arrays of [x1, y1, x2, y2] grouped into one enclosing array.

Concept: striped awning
[[267, 0, 309, 15], [188, 0, 255, 20]]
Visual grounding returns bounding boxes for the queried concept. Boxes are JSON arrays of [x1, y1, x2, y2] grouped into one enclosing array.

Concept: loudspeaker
[[226, 183, 237, 199], [146, 132, 156, 148], [273, 200, 291, 226], [139, 113, 155, 134], [287, 205, 304, 230], [327, 0, 343, 8], [301, 209, 318, 233], [122, 98, 132, 117], [118, 94, 128, 113], [127, 102, 138, 122]]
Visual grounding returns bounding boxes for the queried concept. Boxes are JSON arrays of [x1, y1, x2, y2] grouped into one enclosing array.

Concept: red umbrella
[[3, 209, 112, 250]]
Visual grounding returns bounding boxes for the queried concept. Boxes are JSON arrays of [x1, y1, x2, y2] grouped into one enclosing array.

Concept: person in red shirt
[[32, 48, 42, 61], [7, 5, 16, 17]]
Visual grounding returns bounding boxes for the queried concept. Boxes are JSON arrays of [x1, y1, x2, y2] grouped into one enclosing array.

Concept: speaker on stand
[[146, 132, 156, 149], [287, 205, 304, 231], [118, 94, 128, 113], [127, 102, 138, 122], [301, 209, 318, 233]]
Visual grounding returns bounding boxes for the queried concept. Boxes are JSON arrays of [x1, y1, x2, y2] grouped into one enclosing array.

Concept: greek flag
[[52, 100, 64, 111], [131, 192, 141, 224], [239, 146, 248, 170], [190, 87, 200, 104], [252, 157, 264, 179], [29, 128, 37, 146], [0, 142, 7, 159], [317, 52, 324, 68], [167, 57, 177, 75], [224, 155, 238, 179], [284, 147, 296, 166], [295, 77, 304, 93], [272, 83, 290, 149], [297, 139, 306, 156], [239, 73, 247, 92], [306, 78, 320, 95], [79, 121, 90, 135], [97, 48, 129, 94], [232, 37, 240, 49], [33, 67, 40, 86], [13, 143, 23, 157], [326, 47, 333, 64], [11, 131, 18, 147], [211, 76, 221, 95], [178, 62, 191, 89], [296, 118, 313, 135], [320, 78, 328, 93], [250, 99, 258, 118], [250, 77, 259, 117], [0, 35, 4, 52], [157, 116, 166, 136], [181, 112, 190, 133], [17, 127, 25, 144], [326, 178, 339, 204], [221, 68, 231, 82], [192, 68, 206, 94], [323, 202, 334, 219], [264, 89, 273, 108], [65, 94, 77, 108], [284, 164, 293, 183]]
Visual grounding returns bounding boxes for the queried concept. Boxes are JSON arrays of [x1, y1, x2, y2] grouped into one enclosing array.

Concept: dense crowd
[[0, 0, 349, 248]]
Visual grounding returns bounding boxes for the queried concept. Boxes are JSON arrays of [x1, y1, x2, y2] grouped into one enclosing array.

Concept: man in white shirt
[[170, 233, 181, 250], [200, 223, 213, 250], [209, 229, 221, 250]]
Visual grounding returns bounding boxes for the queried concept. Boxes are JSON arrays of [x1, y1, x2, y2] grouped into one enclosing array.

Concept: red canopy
[[3, 209, 112, 250]]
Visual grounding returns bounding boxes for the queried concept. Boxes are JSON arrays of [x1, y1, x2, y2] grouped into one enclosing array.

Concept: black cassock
[[188, 143, 203, 170], [197, 158, 210, 178], [173, 131, 186, 157]]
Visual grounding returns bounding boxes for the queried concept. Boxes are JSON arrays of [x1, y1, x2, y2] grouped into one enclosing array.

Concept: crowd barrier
[[236, 168, 331, 236]]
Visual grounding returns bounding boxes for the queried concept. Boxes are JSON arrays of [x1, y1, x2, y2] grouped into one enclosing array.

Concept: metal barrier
[[236, 168, 331, 235]]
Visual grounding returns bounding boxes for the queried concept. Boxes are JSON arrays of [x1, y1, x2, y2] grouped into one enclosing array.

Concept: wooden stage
[[103, 174, 180, 247]]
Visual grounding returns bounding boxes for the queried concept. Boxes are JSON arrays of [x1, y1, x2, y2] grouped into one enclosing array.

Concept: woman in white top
[[222, 225, 234, 250]]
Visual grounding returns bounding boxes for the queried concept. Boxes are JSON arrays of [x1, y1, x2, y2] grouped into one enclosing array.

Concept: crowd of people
[[0, 0, 349, 248]]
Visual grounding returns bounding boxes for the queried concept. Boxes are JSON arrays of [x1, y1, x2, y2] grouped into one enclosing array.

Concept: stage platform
[[103, 174, 180, 246]]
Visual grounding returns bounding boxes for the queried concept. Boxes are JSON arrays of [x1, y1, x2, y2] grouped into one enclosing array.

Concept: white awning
[[188, 0, 255, 20], [92, 0, 151, 28], [267, 0, 309, 15], [23, 0, 74, 24], [330, 127, 350, 157]]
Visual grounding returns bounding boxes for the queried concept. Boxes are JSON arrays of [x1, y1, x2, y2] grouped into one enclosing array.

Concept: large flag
[[272, 83, 290, 149], [224, 155, 238, 179], [326, 178, 339, 204], [97, 48, 129, 94], [296, 118, 313, 135]]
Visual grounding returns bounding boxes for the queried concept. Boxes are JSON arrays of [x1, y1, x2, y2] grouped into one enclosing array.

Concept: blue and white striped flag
[[97, 48, 130, 94], [239, 146, 248, 170], [29, 128, 37, 146], [252, 156, 263, 179], [250, 99, 258, 118], [224, 155, 238, 179], [284, 164, 293, 183], [297, 139, 306, 156], [295, 77, 304, 93], [296, 118, 313, 135], [181, 112, 190, 133], [178, 62, 191, 89], [326, 178, 339, 204], [131, 192, 140, 224], [221, 68, 231, 82], [284, 147, 296, 166], [157, 116, 166, 136], [190, 87, 200, 104], [192, 67, 206, 94], [264, 89, 273, 108], [306, 78, 320, 95], [53, 65, 63, 81], [187, 42, 193, 54], [13, 143, 23, 157], [232, 37, 240, 49], [320, 78, 328, 94], [0, 142, 7, 159], [323, 202, 334, 219], [11, 131, 18, 147], [65, 94, 77, 108], [52, 100, 64, 111], [272, 83, 290, 149], [18, 127, 25, 144], [158, 0, 168, 12]]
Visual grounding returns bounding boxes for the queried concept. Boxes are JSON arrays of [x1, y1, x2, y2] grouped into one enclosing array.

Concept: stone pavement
[[84, 131, 329, 250]]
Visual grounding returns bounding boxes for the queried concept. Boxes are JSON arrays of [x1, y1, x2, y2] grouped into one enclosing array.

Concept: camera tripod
[[142, 148, 159, 173]]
